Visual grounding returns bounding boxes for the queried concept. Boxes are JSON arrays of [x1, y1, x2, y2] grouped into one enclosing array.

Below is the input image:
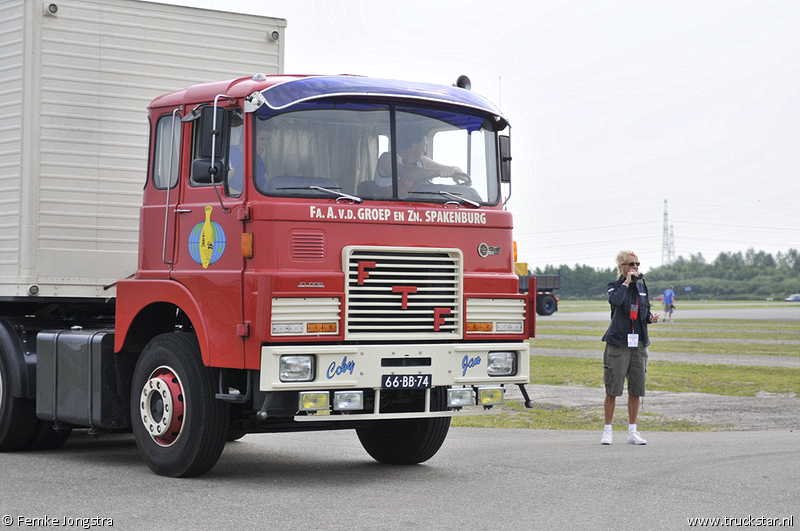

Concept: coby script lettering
[[461, 354, 481, 376], [327, 356, 355, 379]]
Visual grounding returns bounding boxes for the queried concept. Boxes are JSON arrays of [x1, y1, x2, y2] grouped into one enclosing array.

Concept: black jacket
[[601, 277, 653, 347]]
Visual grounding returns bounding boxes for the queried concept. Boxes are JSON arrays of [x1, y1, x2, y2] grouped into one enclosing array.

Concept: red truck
[[0, 72, 534, 476]]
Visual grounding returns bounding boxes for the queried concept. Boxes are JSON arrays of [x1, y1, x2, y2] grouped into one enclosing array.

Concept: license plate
[[381, 374, 432, 389]]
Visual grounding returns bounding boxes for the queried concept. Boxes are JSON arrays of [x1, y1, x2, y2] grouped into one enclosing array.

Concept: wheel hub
[[139, 367, 185, 447]]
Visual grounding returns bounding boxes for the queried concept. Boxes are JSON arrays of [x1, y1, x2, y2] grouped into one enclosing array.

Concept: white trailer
[[0, 0, 285, 299]]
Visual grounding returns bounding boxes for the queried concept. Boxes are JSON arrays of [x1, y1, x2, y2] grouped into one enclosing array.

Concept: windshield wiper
[[309, 185, 363, 203], [410, 190, 481, 208], [275, 185, 363, 204]]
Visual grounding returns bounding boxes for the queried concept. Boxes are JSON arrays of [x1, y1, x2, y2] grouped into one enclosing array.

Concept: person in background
[[600, 251, 659, 446], [663, 285, 675, 322]]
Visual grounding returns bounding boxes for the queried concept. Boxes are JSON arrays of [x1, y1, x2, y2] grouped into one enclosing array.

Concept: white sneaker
[[600, 431, 612, 445], [628, 431, 647, 445]]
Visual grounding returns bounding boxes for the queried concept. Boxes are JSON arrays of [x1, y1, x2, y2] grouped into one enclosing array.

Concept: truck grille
[[344, 246, 462, 339]]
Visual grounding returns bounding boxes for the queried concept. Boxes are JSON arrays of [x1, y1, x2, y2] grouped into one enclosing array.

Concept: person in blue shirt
[[663, 285, 675, 322]]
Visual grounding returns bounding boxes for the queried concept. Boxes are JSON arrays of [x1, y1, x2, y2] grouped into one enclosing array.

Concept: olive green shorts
[[603, 342, 648, 397]]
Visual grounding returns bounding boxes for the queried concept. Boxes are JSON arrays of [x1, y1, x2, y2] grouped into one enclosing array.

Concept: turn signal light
[[242, 232, 253, 259], [307, 323, 337, 333], [466, 322, 493, 332]]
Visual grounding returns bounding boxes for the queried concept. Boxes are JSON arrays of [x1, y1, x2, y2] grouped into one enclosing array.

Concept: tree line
[[530, 248, 800, 301]]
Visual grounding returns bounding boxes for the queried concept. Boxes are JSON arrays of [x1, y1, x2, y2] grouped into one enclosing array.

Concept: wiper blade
[[410, 190, 480, 208], [275, 185, 363, 203], [309, 185, 363, 203]]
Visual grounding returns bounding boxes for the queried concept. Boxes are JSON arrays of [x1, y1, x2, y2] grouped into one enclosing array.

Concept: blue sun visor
[[260, 76, 508, 128]]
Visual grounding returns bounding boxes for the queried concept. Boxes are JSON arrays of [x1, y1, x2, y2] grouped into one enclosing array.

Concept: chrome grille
[[344, 246, 462, 339]]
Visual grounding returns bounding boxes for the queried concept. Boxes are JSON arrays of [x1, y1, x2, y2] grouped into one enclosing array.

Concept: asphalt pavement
[[1, 428, 797, 530]]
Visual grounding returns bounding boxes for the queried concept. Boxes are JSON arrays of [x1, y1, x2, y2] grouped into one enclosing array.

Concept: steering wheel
[[451, 171, 472, 185]]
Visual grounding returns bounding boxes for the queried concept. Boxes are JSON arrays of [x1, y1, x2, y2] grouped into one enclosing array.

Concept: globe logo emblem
[[188, 206, 226, 268]]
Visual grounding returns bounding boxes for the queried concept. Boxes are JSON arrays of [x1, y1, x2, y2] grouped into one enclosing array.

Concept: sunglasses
[[624, 262, 641, 267]]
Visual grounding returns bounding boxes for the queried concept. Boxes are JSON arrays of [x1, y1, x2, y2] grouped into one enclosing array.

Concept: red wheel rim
[[139, 366, 185, 447]]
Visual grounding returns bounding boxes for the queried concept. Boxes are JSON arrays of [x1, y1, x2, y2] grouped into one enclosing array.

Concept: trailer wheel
[[0, 346, 38, 451], [355, 387, 450, 465], [131, 333, 229, 477], [537, 294, 557, 316]]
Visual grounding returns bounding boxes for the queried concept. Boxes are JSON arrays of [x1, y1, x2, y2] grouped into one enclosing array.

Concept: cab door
[[169, 106, 246, 369], [139, 110, 182, 276]]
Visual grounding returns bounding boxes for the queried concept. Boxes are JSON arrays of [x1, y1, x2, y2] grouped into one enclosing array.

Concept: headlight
[[333, 391, 364, 411], [447, 388, 474, 408], [478, 387, 504, 406], [487, 351, 516, 376], [496, 322, 523, 333], [298, 391, 329, 411], [279, 355, 315, 382]]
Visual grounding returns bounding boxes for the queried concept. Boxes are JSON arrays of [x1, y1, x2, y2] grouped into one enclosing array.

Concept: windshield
[[253, 102, 501, 205]]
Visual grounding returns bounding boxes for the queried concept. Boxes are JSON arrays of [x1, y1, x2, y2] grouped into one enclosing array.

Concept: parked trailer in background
[[516, 264, 560, 315]]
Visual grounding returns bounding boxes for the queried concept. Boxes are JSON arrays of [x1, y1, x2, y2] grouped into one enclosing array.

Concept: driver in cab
[[375, 125, 466, 193]]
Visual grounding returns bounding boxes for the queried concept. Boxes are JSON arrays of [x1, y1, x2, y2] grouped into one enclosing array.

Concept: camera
[[630, 273, 643, 281]]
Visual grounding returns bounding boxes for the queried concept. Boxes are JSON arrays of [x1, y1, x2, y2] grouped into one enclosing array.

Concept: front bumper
[[259, 342, 530, 421]]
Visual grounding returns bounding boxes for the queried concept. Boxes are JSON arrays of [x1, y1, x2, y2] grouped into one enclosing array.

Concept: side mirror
[[198, 106, 229, 159], [499, 135, 511, 183], [191, 159, 226, 185], [190, 106, 231, 185]]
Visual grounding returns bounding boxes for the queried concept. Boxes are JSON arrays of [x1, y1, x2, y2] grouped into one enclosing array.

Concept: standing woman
[[600, 251, 659, 445]]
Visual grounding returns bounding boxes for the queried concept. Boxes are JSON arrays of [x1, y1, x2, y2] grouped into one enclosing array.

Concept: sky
[[152, 0, 800, 273]]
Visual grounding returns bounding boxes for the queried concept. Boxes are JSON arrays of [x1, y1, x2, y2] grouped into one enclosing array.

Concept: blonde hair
[[615, 250, 638, 276]]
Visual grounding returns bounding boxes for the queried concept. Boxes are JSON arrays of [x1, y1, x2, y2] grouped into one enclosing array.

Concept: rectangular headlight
[[487, 351, 517, 376], [333, 391, 364, 411], [496, 322, 523, 333], [273, 323, 304, 334], [447, 388, 474, 408], [279, 355, 315, 382], [299, 391, 329, 411], [478, 387, 504, 406]]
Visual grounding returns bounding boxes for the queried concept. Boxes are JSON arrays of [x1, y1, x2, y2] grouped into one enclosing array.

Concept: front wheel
[[131, 333, 229, 477], [356, 387, 450, 465]]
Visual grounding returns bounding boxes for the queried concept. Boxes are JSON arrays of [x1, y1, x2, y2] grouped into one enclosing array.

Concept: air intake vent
[[291, 230, 325, 260], [344, 246, 462, 340]]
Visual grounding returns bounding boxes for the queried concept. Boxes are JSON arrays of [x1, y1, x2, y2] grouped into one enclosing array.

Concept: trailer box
[[0, 0, 285, 299]]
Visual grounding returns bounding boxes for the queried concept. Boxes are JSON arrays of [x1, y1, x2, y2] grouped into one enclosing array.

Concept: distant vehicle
[[516, 265, 560, 316], [786, 294, 800, 301]]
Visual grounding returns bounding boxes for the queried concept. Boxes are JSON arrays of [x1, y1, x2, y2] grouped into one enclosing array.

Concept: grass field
[[451, 300, 799, 431]]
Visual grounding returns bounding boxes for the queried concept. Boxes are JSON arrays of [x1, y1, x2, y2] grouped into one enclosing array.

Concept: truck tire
[[130, 333, 229, 477], [537, 294, 557, 316], [0, 351, 38, 451], [355, 387, 450, 465]]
